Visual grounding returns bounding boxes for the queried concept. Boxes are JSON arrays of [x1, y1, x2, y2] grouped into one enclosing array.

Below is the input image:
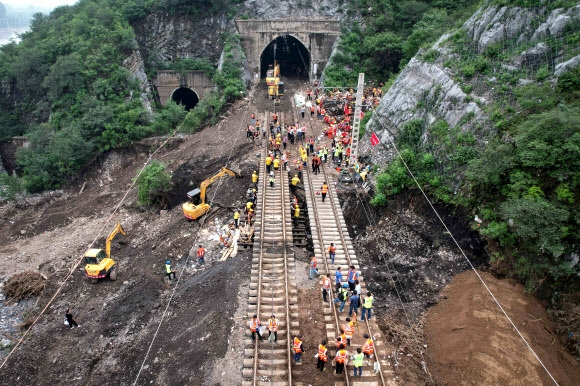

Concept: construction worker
[[328, 243, 336, 265], [65, 309, 79, 328], [293, 334, 304, 363], [233, 210, 240, 228], [335, 344, 348, 374], [361, 292, 373, 321], [352, 347, 364, 377], [309, 255, 319, 279], [197, 245, 207, 265], [347, 265, 359, 291], [246, 201, 254, 213], [322, 273, 331, 302], [247, 207, 254, 224], [165, 260, 176, 281], [269, 172, 275, 189], [293, 204, 300, 226], [268, 314, 278, 343], [333, 283, 348, 312], [249, 315, 263, 342], [291, 174, 300, 192], [348, 290, 360, 318], [252, 170, 258, 184], [316, 339, 328, 372], [362, 334, 375, 363], [293, 195, 298, 208], [265, 154, 272, 174], [344, 317, 355, 346], [321, 182, 328, 202], [323, 145, 328, 162], [334, 328, 346, 353], [335, 266, 343, 292], [273, 156, 280, 170]]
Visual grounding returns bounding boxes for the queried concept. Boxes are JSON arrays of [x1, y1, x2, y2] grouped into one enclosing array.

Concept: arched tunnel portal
[[171, 87, 199, 111], [260, 35, 310, 79]]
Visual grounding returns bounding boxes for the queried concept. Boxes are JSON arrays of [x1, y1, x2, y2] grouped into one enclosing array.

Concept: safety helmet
[[166, 260, 170, 264], [253, 170, 256, 173], [342, 283, 349, 288]]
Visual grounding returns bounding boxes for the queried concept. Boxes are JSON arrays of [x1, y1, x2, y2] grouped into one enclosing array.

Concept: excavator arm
[[198, 167, 236, 204], [105, 223, 126, 259]]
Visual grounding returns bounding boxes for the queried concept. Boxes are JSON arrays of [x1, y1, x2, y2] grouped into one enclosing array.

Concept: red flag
[[370, 132, 380, 147]]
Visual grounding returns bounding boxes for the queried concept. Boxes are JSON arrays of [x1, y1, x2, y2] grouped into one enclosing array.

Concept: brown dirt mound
[[3, 271, 46, 302], [425, 270, 579, 385]]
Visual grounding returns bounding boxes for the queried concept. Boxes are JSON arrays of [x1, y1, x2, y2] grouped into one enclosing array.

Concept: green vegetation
[[324, 0, 481, 86], [180, 33, 246, 133], [0, 0, 245, 194], [373, 65, 580, 294], [135, 161, 172, 207]]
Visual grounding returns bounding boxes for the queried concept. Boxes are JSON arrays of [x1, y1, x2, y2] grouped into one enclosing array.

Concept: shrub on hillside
[[135, 161, 172, 207]]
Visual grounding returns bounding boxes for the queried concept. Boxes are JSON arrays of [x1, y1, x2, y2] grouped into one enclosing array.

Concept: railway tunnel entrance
[[260, 35, 310, 79], [171, 87, 199, 111]]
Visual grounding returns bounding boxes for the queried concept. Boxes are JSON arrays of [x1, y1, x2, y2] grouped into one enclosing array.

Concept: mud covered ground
[[1, 80, 578, 385]]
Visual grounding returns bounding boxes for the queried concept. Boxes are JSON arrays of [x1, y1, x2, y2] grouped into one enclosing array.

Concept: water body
[[0, 26, 29, 46]]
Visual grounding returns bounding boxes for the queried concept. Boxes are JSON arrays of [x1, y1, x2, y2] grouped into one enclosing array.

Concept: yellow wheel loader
[[182, 167, 236, 220], [84, 223, 126, 283]]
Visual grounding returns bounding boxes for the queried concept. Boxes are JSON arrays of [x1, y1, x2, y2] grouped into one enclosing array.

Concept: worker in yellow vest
[[273, 156, 280, 170], [293, 204, 300, 226], [252, 170, 258, 184], [352, 347, 364, 377], [361, 292, 373, 321], [265, 154, 273, 173], [233, 210, 240, 228]]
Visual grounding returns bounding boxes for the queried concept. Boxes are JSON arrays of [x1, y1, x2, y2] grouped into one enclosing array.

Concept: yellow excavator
[[182, 167, 236, 220], [84, 223, 126, 283], [266, 62, 284, 99]]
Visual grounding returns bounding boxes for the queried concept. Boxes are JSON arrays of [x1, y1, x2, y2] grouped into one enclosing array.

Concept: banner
[[370, 132, 380, 147]]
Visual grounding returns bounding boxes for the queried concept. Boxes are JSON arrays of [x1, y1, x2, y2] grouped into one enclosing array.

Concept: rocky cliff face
[[133, 12, 231, 67], [363, 2, 580, 165], [239, 0, 348, 20]]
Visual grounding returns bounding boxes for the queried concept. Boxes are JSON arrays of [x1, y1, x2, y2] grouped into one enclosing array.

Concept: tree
[[135, 161, 172, 207]]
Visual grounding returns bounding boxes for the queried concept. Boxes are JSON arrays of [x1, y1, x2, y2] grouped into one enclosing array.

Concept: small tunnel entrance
[[171, 88, 199, 111], [260, 35, 310, 78]]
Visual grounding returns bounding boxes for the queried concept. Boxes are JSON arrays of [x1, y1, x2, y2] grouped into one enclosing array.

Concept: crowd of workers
[[241, 82, 383, 378]]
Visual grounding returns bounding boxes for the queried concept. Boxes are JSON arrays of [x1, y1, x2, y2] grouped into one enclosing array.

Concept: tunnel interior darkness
[[260, 35, 310, 78], [171, 87, 199, 111]]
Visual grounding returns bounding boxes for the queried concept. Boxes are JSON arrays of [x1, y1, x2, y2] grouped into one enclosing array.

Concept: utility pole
[[349, 73, 364, 167]]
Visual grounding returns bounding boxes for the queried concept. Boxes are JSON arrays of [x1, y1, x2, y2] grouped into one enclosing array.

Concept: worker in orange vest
[[322, 273, 331, 302], [197, 245, 207, 265], [344, 317, 355, 346], [328, 243, 336, 265], [316, 339, 328, 372], [362, 333, 375, 364], [335, 328, 346, 353], [249, 314, 263, 342], [321, 182, 328, 203], [268, 315, 279, 343], [335, 344, 348, 374], [293, 334, 304, 363], [309, 255, 319, 279]]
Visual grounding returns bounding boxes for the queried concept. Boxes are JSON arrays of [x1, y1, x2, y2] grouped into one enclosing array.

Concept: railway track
[[294, 99, 395, 385], [242, 112, 299, 386]]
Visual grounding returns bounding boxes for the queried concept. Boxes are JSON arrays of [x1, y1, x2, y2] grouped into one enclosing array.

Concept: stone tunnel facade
[[235, 19, 340, 80], [153, 70, 215, 106]]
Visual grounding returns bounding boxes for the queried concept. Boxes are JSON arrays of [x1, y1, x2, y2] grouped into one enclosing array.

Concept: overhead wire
[[372, 115, 560, 386], [132, 86, 254, 385], [0, 107, 197, 372]]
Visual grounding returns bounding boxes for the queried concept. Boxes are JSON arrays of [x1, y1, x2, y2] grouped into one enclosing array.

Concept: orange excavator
[[182, 167, 236, 220]]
